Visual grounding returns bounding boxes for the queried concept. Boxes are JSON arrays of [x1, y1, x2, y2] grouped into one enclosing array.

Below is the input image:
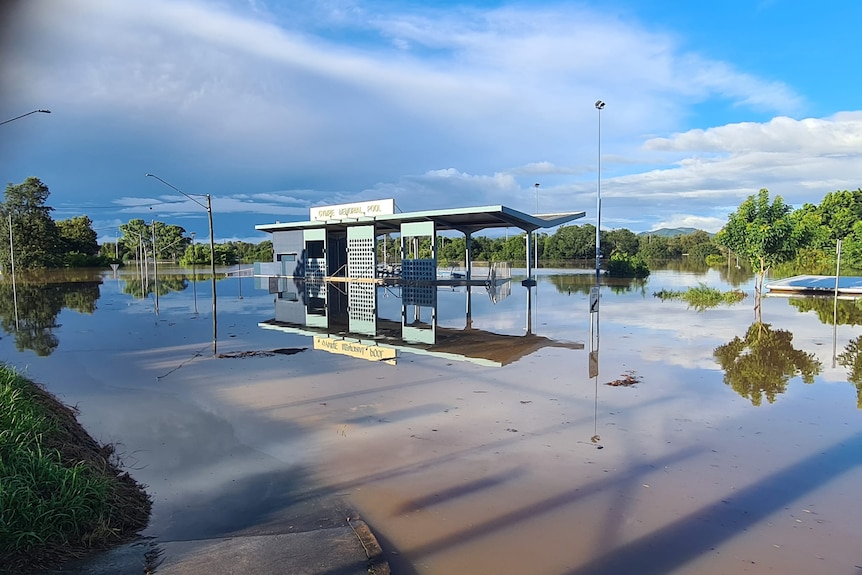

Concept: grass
[[0, 365, 151, 573], [654, 283, 747, 311]]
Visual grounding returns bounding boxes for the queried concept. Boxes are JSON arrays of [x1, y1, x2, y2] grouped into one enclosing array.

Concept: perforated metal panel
[[401, 259, 436, 282], [347, 225, 376, 278], [402, 283, 436, 307], [348, 282, 377, 335], [400, 221, 437, 282]]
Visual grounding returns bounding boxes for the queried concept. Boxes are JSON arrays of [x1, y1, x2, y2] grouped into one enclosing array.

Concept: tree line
[[1, 177, 272, 271], [4, 176, 861, 274]]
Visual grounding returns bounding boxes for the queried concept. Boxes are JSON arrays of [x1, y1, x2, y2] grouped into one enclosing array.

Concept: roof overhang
[[256, 205, 586, 235]]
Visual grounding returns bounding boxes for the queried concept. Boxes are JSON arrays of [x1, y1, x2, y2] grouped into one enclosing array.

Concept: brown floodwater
[[3, 266, 860, 574]]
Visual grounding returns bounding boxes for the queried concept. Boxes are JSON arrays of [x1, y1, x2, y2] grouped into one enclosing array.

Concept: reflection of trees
[[0, 279, 101, 356], [713, 322, 821, 406], [837, 336, 862, 408], [123, 276, 189, 299], [714, 261, 755, 287], [788, 297, 862, 326], [547, 274, 644, 295]]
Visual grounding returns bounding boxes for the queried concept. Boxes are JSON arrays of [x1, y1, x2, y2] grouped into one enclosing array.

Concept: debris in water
[[218, 348, 307, 359], [606, 370, 642, 387]]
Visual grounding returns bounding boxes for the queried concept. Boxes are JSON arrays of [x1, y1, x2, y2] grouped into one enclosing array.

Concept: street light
[[1, 108, 51, 330], [190, 231, 198, 314], [0, 109, 51, 126], [145, 173, 218, 355], [533, 183, 540, 269], [595, 100, 605, 283]]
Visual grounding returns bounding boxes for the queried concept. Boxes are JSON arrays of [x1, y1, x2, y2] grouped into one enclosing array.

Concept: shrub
[[605, 252, 650, 278]]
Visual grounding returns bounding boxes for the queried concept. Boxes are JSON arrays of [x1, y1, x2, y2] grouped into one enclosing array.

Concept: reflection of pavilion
[[259, 281, 583, 367], [254, 199, 585, 365]]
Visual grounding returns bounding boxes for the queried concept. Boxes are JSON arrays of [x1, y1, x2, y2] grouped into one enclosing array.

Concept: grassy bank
[[0, 365, 151, 573]]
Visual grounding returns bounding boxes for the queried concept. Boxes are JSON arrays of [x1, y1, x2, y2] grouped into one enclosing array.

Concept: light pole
[[152, 220, 159, 314], [0, 109, 51, 126], [146, 173, 218, 355], [190, 231, 198, 314], [534, 183, 540, 270], [1, 109, 51, 329], [7, 211, 18, 330], [595, 100, 605, 283]]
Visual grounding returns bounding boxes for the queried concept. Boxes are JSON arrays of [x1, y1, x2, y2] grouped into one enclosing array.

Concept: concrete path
[[49, 516, 389, 575]]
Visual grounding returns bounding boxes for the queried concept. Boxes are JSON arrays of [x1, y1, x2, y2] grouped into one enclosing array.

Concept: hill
[[638, 227, 708, 238]]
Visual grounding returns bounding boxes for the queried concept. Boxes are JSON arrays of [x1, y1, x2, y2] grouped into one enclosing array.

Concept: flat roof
[[766, 275, 862, 295], [256, 205, 586, 235]]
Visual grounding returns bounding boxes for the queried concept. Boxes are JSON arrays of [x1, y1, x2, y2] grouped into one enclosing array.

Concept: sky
[[1, 0, 861, 243]]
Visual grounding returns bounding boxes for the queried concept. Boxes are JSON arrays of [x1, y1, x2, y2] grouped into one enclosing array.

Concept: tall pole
[[8, 213, 18, 330], [534, 183, 540, 270], [595, 100, 605, 284], [146, 173, 218, 355], [0, 109, 51, 126], [152, 220, 159, 314], [1, 108, 50, 329], [207, 194, 217, 354], [190, 232, 198, 314]]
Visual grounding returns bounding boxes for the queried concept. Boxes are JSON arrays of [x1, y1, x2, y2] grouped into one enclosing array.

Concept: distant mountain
[[638, 227, 710, 238]]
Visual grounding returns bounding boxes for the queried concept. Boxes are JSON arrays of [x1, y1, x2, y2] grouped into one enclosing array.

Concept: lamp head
[[595, 100, 605, 110]]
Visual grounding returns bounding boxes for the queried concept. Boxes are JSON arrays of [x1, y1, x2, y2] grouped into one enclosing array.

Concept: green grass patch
[[0, 365, 151, 573], [654, 283, 747, 311]]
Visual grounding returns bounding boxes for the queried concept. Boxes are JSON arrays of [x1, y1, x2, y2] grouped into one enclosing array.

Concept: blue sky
[[1, 0, 861, 243]]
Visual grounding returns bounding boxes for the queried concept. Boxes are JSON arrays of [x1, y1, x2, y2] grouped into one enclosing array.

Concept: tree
[[57, 215, 99, 256], [0, 177, 62, 270], [119, 219, 152, 259], [605, 228, 639, 256], [715, 189, 799, 318], [814, 189, 862, 241]]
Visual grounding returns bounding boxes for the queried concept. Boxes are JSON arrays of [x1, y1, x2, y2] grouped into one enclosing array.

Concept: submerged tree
[[0, 177, 62, 270], [713, 322, 821, 406], [715, 189, 800, 320], [838, 336, 862, 409]]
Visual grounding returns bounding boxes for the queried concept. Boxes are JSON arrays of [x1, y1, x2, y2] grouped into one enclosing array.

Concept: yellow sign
[[313, 336, 397, 365], [311, 199, 395, 221]]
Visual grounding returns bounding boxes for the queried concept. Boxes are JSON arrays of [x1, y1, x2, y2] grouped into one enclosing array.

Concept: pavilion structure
[[254, 198, 586, 287]]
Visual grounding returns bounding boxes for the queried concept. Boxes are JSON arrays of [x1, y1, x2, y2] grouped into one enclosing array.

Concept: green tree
[[153, 222, 189, 262], [605, 252, 649, 278], [119, 219, 152, 260], [544, 224, 595, 260], [57, 215, 99, 256], [814, 189, 862, 241], [713, 322, 821, 406], [638, 234, 671, 261], [0, 177, 62, 270], [715, 189, 800, 318], [605, 228, 639, 256]]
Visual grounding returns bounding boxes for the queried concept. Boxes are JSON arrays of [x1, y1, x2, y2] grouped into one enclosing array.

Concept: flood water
[[2, 265, 861, 574]]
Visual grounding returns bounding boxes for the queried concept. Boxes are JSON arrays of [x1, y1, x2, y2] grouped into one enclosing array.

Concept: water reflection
[[713, 322, 822, 406], [0, 275, 101, 356], [787, 296, 862, 326], [547, 272, 646, 295], [259, 279, 582, 366], [837, 336, 862, 408], [122, 275, 189, 299]]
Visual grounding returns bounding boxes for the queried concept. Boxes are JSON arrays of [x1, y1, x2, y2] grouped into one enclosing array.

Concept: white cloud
[[2, 0, 850, 237]]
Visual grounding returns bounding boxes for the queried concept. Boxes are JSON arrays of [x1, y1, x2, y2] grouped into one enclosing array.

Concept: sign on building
[[311, 199, 395, 221]]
